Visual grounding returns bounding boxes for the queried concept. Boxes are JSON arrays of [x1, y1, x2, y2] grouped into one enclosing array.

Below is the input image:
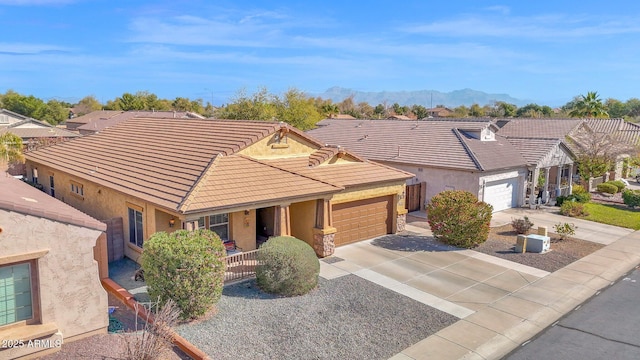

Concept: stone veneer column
[[312, 228, 337, 257], [396, 212, 407, 232]]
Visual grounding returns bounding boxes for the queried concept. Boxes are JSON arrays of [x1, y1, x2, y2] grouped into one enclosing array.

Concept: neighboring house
[[387, 114, 413, 120], [308, 119, 531, 212], [328, 114, 357, 120], [0, 175, 108, 360], [0, 109, 31, 126], [0, 116, 80, 177], [78, 110, 205, 135], [496, 118, 640, 188], [24, 118, 412, 260], [63, 110, 122, 131], [425, 107, 454, 118]]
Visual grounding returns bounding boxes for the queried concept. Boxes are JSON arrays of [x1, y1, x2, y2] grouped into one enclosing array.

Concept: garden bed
[[474, 225, 605, 272]]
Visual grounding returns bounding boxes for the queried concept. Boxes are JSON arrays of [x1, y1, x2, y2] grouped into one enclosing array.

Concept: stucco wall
[[230, 210, 256, 251], [238, 132, 317, 158], [0, 210, 107, 358], [25, 161, 180, 260], [385, 163, 481, 207], [290, 200, 316, 247]]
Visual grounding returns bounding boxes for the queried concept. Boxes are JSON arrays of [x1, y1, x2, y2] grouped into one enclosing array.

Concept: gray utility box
[[526, 234, 550, 253]]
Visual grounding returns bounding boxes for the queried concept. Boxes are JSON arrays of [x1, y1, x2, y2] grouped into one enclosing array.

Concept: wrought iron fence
[[224, 249, 260, 283]]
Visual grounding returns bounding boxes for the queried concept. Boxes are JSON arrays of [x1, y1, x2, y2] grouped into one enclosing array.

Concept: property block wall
[[0, 210, 107, 359]]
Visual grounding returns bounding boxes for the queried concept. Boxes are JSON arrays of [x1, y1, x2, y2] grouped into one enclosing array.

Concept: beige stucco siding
[[238, 132, 317, 158], [230, 210, 257, 251], [0, 210, 107, 359], [290, 200, 316, 247]]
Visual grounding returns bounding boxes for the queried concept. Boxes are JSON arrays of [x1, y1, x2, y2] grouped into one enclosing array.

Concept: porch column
[[312, 199, 337, 257], [542, 167, 550, 203], [529, 167, 540, 208], [273, 204, 291, 237], [556, 165, 563, 197], [568, 164, 574, 194]]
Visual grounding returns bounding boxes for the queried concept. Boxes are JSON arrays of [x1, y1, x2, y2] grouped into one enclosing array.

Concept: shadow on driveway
[[371, 233, 460, 252]]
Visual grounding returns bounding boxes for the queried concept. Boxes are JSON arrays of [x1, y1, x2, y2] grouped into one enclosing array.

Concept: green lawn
[[582, 202, 640, 230]]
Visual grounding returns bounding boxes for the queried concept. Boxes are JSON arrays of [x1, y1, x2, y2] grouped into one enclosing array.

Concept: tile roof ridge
[[452, 128, 484, 171], [178, 153, 223, 212], [238, 154, 344, 190]]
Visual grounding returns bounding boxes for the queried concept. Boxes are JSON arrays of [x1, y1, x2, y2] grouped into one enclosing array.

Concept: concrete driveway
[[319, 210, 640, 360]]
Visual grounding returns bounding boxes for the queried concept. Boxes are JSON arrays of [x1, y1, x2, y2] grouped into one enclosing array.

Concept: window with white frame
[[209, 214, 229, 240], [0, 262, 36, 326]]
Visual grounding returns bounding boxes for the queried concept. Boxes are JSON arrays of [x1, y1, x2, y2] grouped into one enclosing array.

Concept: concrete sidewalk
[[385, 210, 640, 360]]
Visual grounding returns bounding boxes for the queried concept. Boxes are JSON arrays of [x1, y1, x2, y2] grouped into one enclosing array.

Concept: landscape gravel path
[[177, 275, 458, 360]]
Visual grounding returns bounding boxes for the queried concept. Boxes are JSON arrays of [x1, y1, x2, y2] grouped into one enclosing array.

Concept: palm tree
[[569, 91, 609, 118], [320, 103, 339, 119], [0, 132, 25, 171]]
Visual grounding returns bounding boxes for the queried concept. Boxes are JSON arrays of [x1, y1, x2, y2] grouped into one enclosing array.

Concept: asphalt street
[[505, 265, 640, 360]]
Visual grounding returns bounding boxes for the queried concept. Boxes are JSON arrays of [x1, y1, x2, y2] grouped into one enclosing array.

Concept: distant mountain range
[[316, 86, 531, 108]]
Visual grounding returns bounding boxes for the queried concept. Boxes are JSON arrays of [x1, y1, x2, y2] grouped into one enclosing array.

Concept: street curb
[[101, 278, 211, 360]]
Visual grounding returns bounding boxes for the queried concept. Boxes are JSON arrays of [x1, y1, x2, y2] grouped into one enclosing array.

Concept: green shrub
[[560, 202, 588, 217], [553, 222, 576, 240], [571, 191, 591, 203], [511, 216, 534, 234], [596, 182, 618, 194], [555, 196, 567, 207], [141, 230, 226, 320], [256, 236, 319, 296], [572, 184, 587, 194], [622, 189, 640, 208], [426, 190, 493, 248], [607, 180, 626, 193]]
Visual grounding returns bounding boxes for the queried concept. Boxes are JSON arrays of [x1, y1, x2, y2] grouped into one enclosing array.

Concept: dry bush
[[121, 299, 180, 360]]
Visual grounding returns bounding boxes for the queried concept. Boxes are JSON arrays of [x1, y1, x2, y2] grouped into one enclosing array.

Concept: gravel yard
[[474, 225, 605, 272], [177, 275, 458, 360]]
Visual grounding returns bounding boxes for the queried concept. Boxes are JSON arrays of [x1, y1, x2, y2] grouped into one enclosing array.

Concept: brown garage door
[[332, 196, 392, 246]]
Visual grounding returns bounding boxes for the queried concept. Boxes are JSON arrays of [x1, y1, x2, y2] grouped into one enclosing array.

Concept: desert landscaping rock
[[177, 275, 458, 360]]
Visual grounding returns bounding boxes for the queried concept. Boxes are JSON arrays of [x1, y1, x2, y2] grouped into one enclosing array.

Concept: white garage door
[[484, 178, 519, 212]]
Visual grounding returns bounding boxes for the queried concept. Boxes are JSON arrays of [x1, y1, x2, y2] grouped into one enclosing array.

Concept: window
[[0, 262, 35, 326], [70, 181, 84, 197], [49, 175, 55, 197], [209, 213, 229, 240], [128, 207, 144, 247], [32, 168, 38, 185], [196, 217, 205, 230]]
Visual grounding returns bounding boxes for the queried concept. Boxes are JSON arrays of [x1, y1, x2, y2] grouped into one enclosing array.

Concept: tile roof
[[26, 118, 283, 211], [25, 117, 411, 214], [65, 110, 123, 125], [77, 110, 205, 133], [496, 118, 583, 139], [262, 156, 413, 188], [308, 119, 526, 171], [0, 174, 106, 231], [180, 155, 342, 212], [504, 138, 564, 165]]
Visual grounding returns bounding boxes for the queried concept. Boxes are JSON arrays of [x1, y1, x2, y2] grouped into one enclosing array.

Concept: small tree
[[0, 132, 25, 170], [426, 190, 493, 248], [141, 230, 226, 320]]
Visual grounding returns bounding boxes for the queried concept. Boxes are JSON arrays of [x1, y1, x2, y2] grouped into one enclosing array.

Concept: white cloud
[[402, 13, 640, 40]]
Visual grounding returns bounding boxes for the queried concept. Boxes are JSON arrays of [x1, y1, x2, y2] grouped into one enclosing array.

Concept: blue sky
[[2, 0, 640, 106]]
